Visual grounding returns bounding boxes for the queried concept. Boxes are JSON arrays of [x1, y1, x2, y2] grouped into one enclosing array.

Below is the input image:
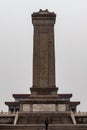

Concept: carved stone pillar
[[30, 9, 58, 95]]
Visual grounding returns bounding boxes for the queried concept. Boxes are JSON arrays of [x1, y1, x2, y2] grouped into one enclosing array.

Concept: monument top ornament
[[32, 9, 56, 25], [32, 9, 56, 17]]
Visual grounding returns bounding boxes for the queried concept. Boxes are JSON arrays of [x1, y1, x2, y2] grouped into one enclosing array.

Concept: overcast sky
[[0, 0, 87, 111]]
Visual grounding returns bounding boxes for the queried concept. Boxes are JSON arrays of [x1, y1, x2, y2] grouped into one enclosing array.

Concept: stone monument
[[0, 9, 87, 130]]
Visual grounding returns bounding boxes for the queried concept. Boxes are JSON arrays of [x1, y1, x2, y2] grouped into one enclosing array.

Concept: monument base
[[17, 112, 73, 124], [30, 87, 58, 95]]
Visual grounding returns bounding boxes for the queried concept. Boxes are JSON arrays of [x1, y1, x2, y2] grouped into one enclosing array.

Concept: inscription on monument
[[58, 104, 66, 111], [40, 33, 48, 87], [33, 104, 56, 111], [23, 104, 31, 111]]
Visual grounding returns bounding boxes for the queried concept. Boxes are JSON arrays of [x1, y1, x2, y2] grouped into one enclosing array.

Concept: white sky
[[0, 0, 87, 111]]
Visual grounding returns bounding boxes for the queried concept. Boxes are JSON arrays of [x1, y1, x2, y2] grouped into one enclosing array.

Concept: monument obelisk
[[2, 10, 85, 130], [30, 9, 58, 95]]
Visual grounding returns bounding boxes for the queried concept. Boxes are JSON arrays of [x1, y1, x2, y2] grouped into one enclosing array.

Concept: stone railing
[[74, 111, 87, 116], [0, 111, 16, 116]]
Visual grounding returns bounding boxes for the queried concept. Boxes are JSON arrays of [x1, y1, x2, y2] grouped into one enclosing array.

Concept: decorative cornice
[[32, 9, 56, 17], [59, 94, 72, 98], [69, 101, 80, 106], [13, 94, 30, 99], [5, 102, 19, 106]]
